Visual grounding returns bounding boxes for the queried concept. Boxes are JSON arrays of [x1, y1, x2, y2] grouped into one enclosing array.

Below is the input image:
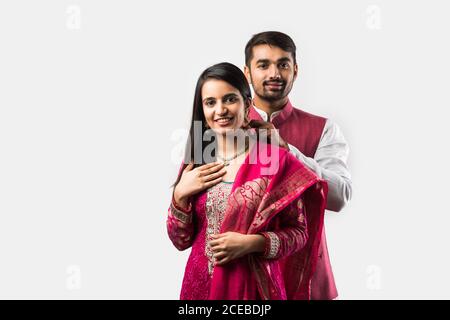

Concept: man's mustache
[[263, 80, 285, 86]]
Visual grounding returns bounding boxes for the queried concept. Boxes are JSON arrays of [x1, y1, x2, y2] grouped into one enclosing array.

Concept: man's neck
[[253, 96, 288, 118]]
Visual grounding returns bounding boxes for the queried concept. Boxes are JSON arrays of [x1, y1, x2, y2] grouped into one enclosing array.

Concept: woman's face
[[201, 79, 248, 135]]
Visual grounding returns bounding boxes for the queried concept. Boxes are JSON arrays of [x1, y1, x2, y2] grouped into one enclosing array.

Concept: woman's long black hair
[[173, 62, 252, 187]]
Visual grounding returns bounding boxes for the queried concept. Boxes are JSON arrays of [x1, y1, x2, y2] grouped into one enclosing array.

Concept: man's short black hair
[[245, 31, 297, 68]]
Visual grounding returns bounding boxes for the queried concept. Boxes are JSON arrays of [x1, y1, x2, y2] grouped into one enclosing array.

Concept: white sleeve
[[287, 119, 352, 212]]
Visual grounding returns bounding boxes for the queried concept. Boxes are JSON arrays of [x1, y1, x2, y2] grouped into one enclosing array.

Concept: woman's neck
[[217, 132, 248, 158]]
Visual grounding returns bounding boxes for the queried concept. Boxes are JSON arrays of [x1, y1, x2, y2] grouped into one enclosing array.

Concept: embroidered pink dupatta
[[208, 142, 328, 300]]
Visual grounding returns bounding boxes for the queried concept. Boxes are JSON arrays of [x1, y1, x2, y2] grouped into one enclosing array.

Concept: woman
[[166, 62, 328, 300]]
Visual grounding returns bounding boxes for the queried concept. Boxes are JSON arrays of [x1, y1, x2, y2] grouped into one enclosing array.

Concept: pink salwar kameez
[[167, 142, 327, 300]]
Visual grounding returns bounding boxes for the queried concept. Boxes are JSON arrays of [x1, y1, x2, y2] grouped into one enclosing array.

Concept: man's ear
[[244, 65, 252, 83], [293, 63, 299, 81]]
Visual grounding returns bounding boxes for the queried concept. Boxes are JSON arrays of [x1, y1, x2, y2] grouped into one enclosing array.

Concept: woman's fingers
[[200, 162, 225, 176], [208, 238, 221, 249], [209, 240, 219, 247], [203, 177, 225, 189], [198, 162, 221, 172], [210, 247, 222, 254], [203, 168, 226, 182], [183, 163, 194, 172], [215, 256, 230, 266], [213, 251, 227, 260]]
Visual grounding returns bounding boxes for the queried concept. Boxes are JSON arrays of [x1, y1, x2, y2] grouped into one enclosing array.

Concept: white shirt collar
[[252, 103, 282, 122]]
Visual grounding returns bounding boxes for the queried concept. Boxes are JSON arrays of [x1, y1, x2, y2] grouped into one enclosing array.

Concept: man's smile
[[264, 80, 285, 91]]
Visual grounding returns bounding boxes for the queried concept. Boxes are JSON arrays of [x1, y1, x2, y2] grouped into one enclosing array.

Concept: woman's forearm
[[173, 187, 190, 210], [245, 234, 266, 254]]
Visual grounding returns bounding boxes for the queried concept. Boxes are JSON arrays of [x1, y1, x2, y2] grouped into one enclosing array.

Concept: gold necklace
[[217, 144, 249, 166]]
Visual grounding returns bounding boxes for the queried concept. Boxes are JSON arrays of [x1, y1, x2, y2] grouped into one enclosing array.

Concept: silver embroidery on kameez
[[205, 182, 232, 276]]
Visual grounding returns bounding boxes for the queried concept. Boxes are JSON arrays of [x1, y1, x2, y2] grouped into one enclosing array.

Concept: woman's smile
[[214, 116, 234, 126]]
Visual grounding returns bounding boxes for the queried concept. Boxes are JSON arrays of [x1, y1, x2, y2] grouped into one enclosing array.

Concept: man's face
[[245, 44, 298, 103]]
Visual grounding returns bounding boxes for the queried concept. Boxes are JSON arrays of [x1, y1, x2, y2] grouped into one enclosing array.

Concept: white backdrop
[[1, 0, 449, 299]]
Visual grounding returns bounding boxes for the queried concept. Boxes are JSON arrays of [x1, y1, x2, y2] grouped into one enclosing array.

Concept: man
[[244, 31, 352, 300]]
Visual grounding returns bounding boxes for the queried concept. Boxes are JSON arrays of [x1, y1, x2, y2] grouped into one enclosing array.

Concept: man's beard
[[254, 81, 292, 102]]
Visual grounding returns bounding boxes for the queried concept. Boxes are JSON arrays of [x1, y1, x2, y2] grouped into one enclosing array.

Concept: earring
[[244, 109, 250, 125], [242, 116, 250, 129]]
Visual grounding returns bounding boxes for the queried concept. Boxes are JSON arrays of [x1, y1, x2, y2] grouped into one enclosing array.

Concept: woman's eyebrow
[[222, 93, 238, 100], [202, 96, 216, 102]]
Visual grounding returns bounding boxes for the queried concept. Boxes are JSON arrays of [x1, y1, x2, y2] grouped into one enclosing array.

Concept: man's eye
[[280, 63, 289, 69], [258, 64, 268, 69]]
